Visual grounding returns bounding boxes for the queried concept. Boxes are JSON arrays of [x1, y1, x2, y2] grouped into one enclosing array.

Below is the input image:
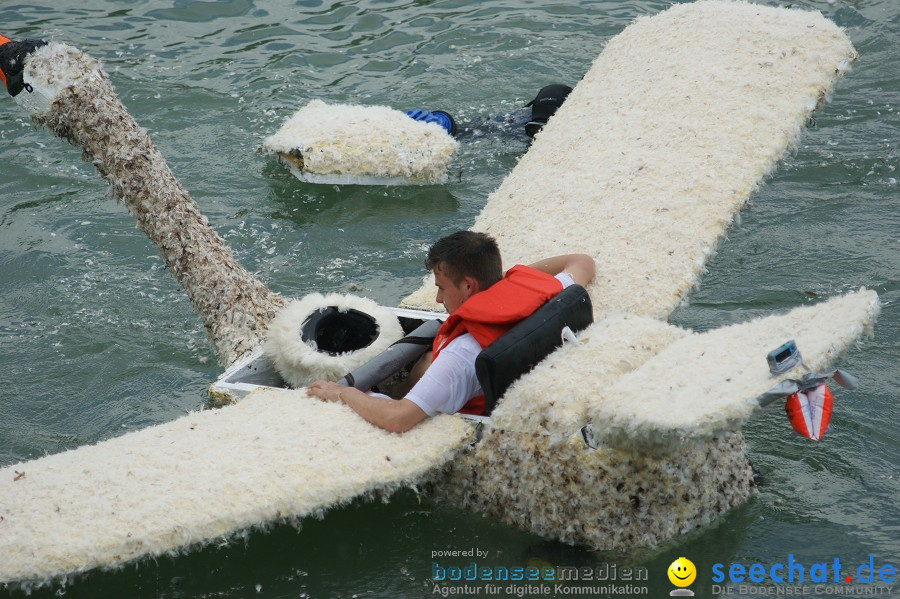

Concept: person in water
[[406, 83, 573, 140], [307, 231, 595, 433]]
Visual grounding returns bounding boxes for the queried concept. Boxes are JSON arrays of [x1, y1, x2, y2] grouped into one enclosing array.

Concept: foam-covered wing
[[264, 100, 458, 185], [489, 314, 688, 437], [0, 389, 472, 584], [401, 1, 857, 319], [590, 289, 879, 452]]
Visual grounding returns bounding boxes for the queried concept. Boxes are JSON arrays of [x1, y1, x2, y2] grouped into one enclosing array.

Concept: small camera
[[766, 339, 802, 375]]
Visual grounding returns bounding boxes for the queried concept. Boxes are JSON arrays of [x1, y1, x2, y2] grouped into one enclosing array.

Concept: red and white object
[[785, 384, 834, 441]]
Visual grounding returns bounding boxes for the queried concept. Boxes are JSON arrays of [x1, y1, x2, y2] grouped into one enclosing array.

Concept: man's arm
[[307, 380, 428, 434], [527, 253, 596, 287]]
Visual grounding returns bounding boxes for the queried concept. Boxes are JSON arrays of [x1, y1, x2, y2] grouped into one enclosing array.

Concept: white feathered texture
[[264, 100, 458, 184], [265, 293, 404, 387], [436, 430, 754, 551], [0, 1, 872, 584], [592, 289, 881, 452], [489, 314, 688, 438], [0, 388, 473, 585], [400, 0, 858, 317], [22, 42, 284, 367]]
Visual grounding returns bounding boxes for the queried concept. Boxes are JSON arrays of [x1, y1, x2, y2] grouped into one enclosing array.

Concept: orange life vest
[[432, 264, 563, 415]]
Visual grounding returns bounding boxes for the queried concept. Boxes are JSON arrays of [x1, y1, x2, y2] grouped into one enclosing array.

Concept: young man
[[307, 231, 595, 433]]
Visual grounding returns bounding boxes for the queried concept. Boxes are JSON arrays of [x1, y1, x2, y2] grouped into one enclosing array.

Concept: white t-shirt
[[406, 272, 574, 417]]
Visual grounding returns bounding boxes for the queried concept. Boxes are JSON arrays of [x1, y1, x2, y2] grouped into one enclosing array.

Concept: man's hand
[[307, 379, 347, 403]]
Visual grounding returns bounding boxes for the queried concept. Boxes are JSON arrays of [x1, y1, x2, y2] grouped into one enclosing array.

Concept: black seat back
[[475, 284, 593, 416]]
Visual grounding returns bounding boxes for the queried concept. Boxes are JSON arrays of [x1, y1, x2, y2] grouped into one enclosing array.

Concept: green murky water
[[0, 0, 897, 597]]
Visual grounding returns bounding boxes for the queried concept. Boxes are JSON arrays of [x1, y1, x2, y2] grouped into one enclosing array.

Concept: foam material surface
[[489, 315, 687, 438], [264, 100, 458, 185], [0, 0, 871, 583], [0, 389, 472, 584], [592, 289, 880, 451], [400, 0, 857, 318], [438, 429, 754, 551]]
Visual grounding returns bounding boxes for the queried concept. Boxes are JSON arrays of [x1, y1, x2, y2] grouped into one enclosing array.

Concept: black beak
[[0, 36, 48, 97]]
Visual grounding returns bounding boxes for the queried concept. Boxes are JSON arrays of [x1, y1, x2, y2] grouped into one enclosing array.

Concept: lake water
[[0, 0, 897, 597]]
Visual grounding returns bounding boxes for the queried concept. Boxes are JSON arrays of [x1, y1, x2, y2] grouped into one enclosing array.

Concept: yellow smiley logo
[[668, 557, 697, 587]]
